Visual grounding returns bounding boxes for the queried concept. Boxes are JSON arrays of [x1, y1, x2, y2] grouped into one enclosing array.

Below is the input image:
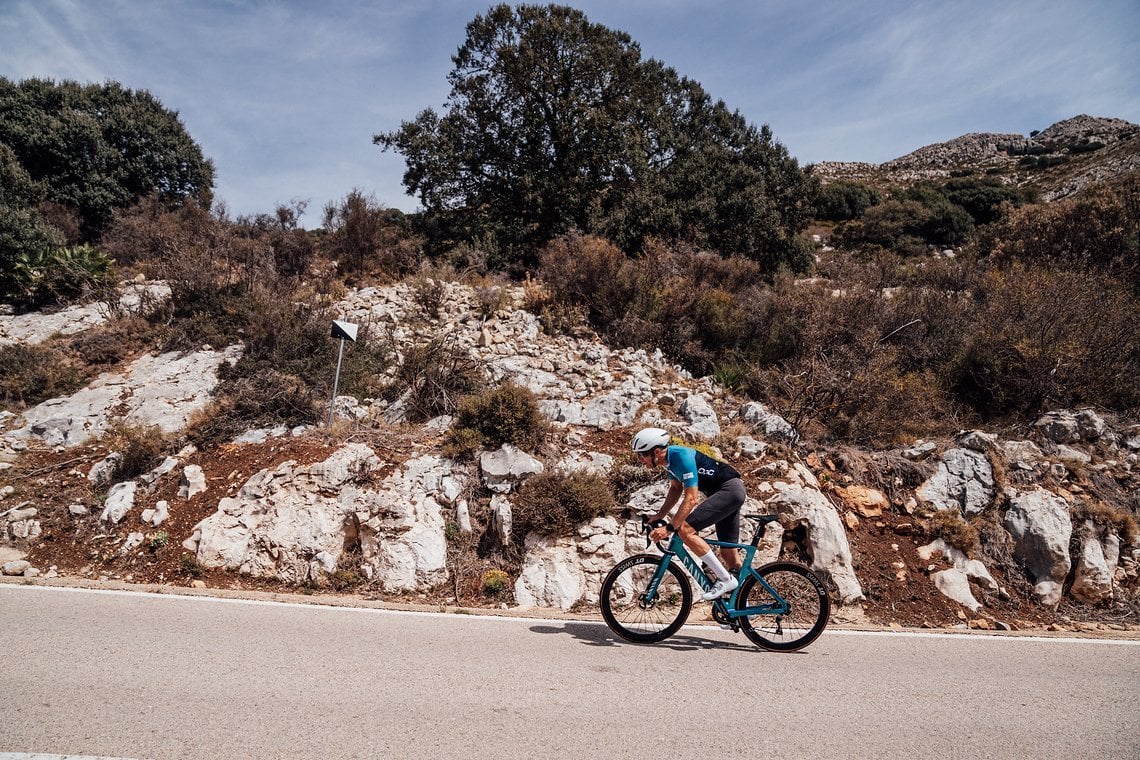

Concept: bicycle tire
[[737, 561, 830, 652], [599, 554, 693, 643]]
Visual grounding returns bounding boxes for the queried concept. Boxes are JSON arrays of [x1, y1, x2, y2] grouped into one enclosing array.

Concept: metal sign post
[[327, 319, 358, 428]]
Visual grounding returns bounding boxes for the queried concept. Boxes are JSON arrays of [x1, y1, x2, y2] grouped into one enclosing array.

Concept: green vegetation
[[1, 11, 1135, 452], [443, 382, 546, 459], [376, 3, 817, 273], [0, 77, 213, 238], [481, 568, 511, 597]]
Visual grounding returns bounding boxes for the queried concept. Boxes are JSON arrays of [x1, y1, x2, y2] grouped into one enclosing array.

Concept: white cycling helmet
[[631, 427, 670, 454]]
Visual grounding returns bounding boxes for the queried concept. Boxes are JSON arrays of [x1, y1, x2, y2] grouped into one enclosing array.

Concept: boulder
[[491, 494, 513, 546], [193, 446, 465, 591], [834, 485, 888, 518], [917, 539, 1001, 597], [1070, 520, 1120, 604], [1002, 487, 1072, 605], [100, 481, 137, 524], [1034, 409, 1107, 444], [931, 569, 983, 612], [515, 516, 628, 610], [514, 534, 586, 611], [480, 444, 544, 493], [739, 402, 797, 442], [178, 465, 207, 500], [916, 448, 994, 515], [678, 394, 720, 440], [766, 482, 864, 604]]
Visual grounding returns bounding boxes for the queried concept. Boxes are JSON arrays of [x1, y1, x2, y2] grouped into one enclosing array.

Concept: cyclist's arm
[[652, 480, 683, 523], [669, 485, 701, 530]]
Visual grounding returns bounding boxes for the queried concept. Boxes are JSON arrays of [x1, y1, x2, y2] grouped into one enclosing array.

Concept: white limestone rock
[[766, 482, 864, 604], [480, 444, 544, 493], [100, 481, 137, 524], [12, 345, 243, 447], [1002, 487, 1072, 605], [178, 465, 207, 500], [678, 394, 720, 440], [916, 448, 994, 515]]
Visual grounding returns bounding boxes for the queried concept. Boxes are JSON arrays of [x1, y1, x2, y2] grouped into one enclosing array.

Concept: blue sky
[[2, 0, 1138, 223]]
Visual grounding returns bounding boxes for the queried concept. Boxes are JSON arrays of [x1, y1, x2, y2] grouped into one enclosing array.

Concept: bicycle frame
[[645, 532, 789, 619]]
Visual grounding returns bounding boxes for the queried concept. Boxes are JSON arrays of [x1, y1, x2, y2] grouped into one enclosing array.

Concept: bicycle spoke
[[737, 562, 829, 652], [600, 555, 692, 643]]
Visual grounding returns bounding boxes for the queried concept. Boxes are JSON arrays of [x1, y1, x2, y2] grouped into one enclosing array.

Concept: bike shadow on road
[[529, 622, 767, 653]]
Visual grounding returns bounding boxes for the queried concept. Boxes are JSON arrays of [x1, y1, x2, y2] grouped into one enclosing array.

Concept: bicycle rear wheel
[[600, 554, 693, 643], [737, 561, 830, 652]]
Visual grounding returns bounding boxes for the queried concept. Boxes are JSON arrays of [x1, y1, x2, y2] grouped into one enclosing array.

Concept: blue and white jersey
[[664, 445, 741, 495]]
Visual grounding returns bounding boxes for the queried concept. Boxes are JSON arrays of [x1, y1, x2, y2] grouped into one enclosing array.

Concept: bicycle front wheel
[[600, 554, 693, 643], [737, 561, 830, 652]]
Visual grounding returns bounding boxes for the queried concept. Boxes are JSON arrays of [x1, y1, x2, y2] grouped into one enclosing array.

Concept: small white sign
[[331, 320, 358, 342]]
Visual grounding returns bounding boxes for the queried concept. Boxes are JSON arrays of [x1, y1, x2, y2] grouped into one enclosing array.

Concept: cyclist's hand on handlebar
[[649, 522, 674, 542]]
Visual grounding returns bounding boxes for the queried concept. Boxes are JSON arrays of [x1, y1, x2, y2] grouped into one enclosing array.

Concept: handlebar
[[640, 516, 675, 552]]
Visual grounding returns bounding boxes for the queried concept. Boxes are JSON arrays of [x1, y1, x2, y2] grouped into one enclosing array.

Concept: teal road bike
[[600, 515, 830, 651]]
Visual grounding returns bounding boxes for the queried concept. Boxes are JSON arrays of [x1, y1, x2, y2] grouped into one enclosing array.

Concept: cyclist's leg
[[690, 479, 746, 573]]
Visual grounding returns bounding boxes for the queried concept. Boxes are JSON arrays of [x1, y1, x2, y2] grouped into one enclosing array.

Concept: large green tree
[[376, 3, 816, 271], [0, 77, 214, 239]]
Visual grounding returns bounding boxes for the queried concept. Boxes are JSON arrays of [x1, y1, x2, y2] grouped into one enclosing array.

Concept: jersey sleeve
[[666, 447, 699, 488]]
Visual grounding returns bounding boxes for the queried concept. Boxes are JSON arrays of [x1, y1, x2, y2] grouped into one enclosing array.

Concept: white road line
[[3, 582, 1138, 646]]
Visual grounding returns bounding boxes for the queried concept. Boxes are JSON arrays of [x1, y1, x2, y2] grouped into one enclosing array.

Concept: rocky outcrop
[[767, 482, 864, 605], [9, 345, 242, 447], [188, 446, 467, 591], [916, 448, 995, 515], [1, 273, 1137, 624], [0, 281, 170, 347], [1003, 487, 1073, 606]]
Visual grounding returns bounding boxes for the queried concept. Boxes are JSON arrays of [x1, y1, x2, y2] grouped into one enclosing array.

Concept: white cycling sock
[[700, 551, 732, 582]]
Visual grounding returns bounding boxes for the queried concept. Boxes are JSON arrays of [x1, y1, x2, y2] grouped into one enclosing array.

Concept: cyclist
[[631, 427, 746, 600]]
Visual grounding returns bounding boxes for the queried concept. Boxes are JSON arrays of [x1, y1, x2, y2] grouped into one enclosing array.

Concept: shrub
[[187, 370, 322, 448], [391, 334, 485, 422], [321, 190, 422, 278], [6, 243, 113, 308], [0, 344, 87, 407], [1078, 501, 1138, 544], [816, 181, 882, 222], [481, 568, 510, 597], [444, 382, 546, 457], [0, 205, 66, 303], [923, 509, 980, 555], [68, 315, 163, 367], [179, 554, 205, 578], [328, 568, 364, 592], [512, 471, 617, 538], [411, 275, 446, 318], [949, 265, 1140, 417], [978, 177, 1140, 289], [100, 422, 167, 480]]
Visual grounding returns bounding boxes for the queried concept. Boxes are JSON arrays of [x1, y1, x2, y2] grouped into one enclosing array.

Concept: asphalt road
[[1, 585, 1137, 760]]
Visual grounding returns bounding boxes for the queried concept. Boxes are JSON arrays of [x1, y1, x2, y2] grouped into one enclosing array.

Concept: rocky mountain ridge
[[1, 279, 1137, 632], [813, 114, 1140, 201]]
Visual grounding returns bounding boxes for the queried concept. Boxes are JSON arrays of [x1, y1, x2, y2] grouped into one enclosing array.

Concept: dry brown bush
[[951, 264, 1140, 417], [979, 175, 1140, 288], [512, 471, 617, 539], [922, 510, 980, 555], [0, 344, 88, 408], [392, 334, 485, 422], [100, 422, 167, 481]]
